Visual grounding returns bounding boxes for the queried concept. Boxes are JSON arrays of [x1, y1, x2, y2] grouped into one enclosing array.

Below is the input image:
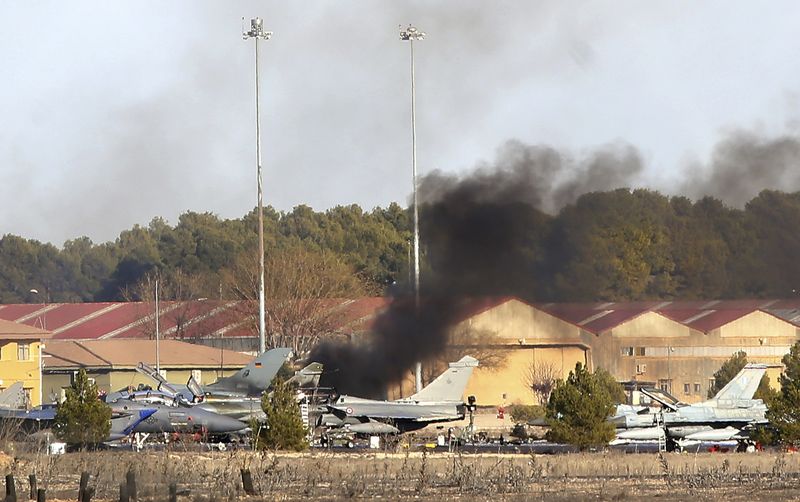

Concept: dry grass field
[[3, 448, 800, 501]]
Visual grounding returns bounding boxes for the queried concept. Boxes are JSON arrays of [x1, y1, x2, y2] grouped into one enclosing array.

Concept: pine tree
[[53, 368, 111, 448], [766, 341, 800, 444], [545, 363, 616, 449], [255, 377, 308, 451]]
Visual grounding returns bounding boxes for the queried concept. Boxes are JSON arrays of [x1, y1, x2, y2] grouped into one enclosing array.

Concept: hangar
[[2, 298, 800, 406]]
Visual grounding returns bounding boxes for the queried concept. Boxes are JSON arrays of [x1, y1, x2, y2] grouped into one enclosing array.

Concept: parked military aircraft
[[610, 363, 769, 451], [131, 347, 294, 402], [112, 348, 322, 423], [320, 355, 479, 434], [106, 400, 247, 435], [0, 402, 158, 441]]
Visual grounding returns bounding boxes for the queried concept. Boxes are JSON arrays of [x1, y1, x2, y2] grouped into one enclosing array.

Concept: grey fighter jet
[[321, 356, 479, 434], [124, 348, 322, 423], [133, 348, 294, 402], [611, 363, 770, 451], [107, 400, 247, 435], [0, 402, 158, 441]]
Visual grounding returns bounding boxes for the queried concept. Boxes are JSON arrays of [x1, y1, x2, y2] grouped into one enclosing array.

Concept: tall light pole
[[400, 24, 425, 393], [244, 17, 272, 354], [154, 278, 160, 374]]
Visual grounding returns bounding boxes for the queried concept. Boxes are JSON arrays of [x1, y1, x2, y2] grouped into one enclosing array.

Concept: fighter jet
[[106, 400, 247, 435], [119, 348, 322, 423], [320, 356, 479, 434], [610, 363, 769, 451], [0, 402, 158, 441], [132, 347, 294, 402]]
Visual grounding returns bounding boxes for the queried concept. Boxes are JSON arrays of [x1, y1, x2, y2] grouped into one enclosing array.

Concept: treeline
[[2, 188, 800, 303]]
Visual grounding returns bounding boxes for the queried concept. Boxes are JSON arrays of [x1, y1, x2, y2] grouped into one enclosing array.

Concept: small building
[[0, 319, 51, 407], [42, 339, 253, 404]]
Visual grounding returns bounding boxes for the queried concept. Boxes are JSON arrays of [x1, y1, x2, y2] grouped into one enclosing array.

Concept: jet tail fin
[[408, 356, 479, 402], [286, 362, 323, 388], [207, 348, 292, 395], [713, 363, 767, 402], [0, 382, 25, 409]]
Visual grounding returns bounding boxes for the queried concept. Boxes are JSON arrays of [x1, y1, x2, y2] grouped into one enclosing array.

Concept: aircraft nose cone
[[196, 410, 247, 433]]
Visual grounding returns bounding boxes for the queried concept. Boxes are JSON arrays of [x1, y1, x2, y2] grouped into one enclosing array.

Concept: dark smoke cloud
[[309, 298, 459, 399], [310, 140, 643, 396], [419, 139, 644, 213], [681, 131, 800, 207]]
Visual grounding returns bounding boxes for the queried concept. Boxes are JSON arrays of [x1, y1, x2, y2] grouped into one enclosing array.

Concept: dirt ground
[[4, 448, 800, 501]]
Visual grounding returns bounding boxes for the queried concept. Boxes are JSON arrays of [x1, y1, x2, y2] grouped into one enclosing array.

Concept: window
[[635, 347, 646, 356], [17, 343, 30, 361], [621, 347, 633, 356], [191, 369, 202, 383], [659, 379, 672, 393], [636, 363, 647, 374], [683, 383, 690, 395], [694, 383, 701, 394]]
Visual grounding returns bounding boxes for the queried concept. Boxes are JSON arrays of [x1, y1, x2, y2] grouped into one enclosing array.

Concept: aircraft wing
[[328, 404, 457, 421]]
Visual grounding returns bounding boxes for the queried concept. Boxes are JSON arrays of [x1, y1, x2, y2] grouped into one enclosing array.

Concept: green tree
[[766, 341, 800, 444], [255, 377, 308, 451], [53, 368, 111, 448], [545, 363, 616, 449], [594, 367, 627, 404]]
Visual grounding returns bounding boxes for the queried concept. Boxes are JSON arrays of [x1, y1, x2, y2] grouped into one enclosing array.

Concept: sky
[[3, 1, 800, 245]]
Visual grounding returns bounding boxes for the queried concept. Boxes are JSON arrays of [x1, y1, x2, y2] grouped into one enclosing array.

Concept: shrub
[[53, 368, 111, 448], [509, 404, 545, 424], [545, 363, 616, 449], [254, 377, 308, 451]]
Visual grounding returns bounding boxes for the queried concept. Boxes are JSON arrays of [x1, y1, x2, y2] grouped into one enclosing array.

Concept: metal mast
[[155, 278, 160, 373], [400, 24, 426, 393], [244, 17, 272, 354]]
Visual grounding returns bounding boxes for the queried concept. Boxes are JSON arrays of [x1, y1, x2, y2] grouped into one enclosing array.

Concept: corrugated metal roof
[[581, 308, 650, 333], [0, 319, 51, 339], [44, 339, 252, 369], [681, 308, 754, 332], [3, 297, 800, 341]]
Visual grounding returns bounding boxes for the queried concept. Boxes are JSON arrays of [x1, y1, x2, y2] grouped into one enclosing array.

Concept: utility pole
[[243, 17, 272, 354], [400, 24, 426, 393]]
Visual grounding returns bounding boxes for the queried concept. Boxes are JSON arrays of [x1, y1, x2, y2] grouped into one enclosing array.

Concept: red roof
[[2, 297, 800, 340]]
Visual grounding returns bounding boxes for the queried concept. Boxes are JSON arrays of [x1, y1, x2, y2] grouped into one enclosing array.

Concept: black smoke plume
[[681, 130, 800, 208], [310, 127, 800, 396], [310, 140, 642, 397]]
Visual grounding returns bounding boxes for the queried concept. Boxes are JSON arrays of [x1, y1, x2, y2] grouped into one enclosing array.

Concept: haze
[[3, 1, 800, 245]]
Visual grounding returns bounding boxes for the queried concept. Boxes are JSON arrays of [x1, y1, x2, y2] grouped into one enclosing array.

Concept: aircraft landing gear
[[665, 437, 680, 453], [736, 440, 756, 453]]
